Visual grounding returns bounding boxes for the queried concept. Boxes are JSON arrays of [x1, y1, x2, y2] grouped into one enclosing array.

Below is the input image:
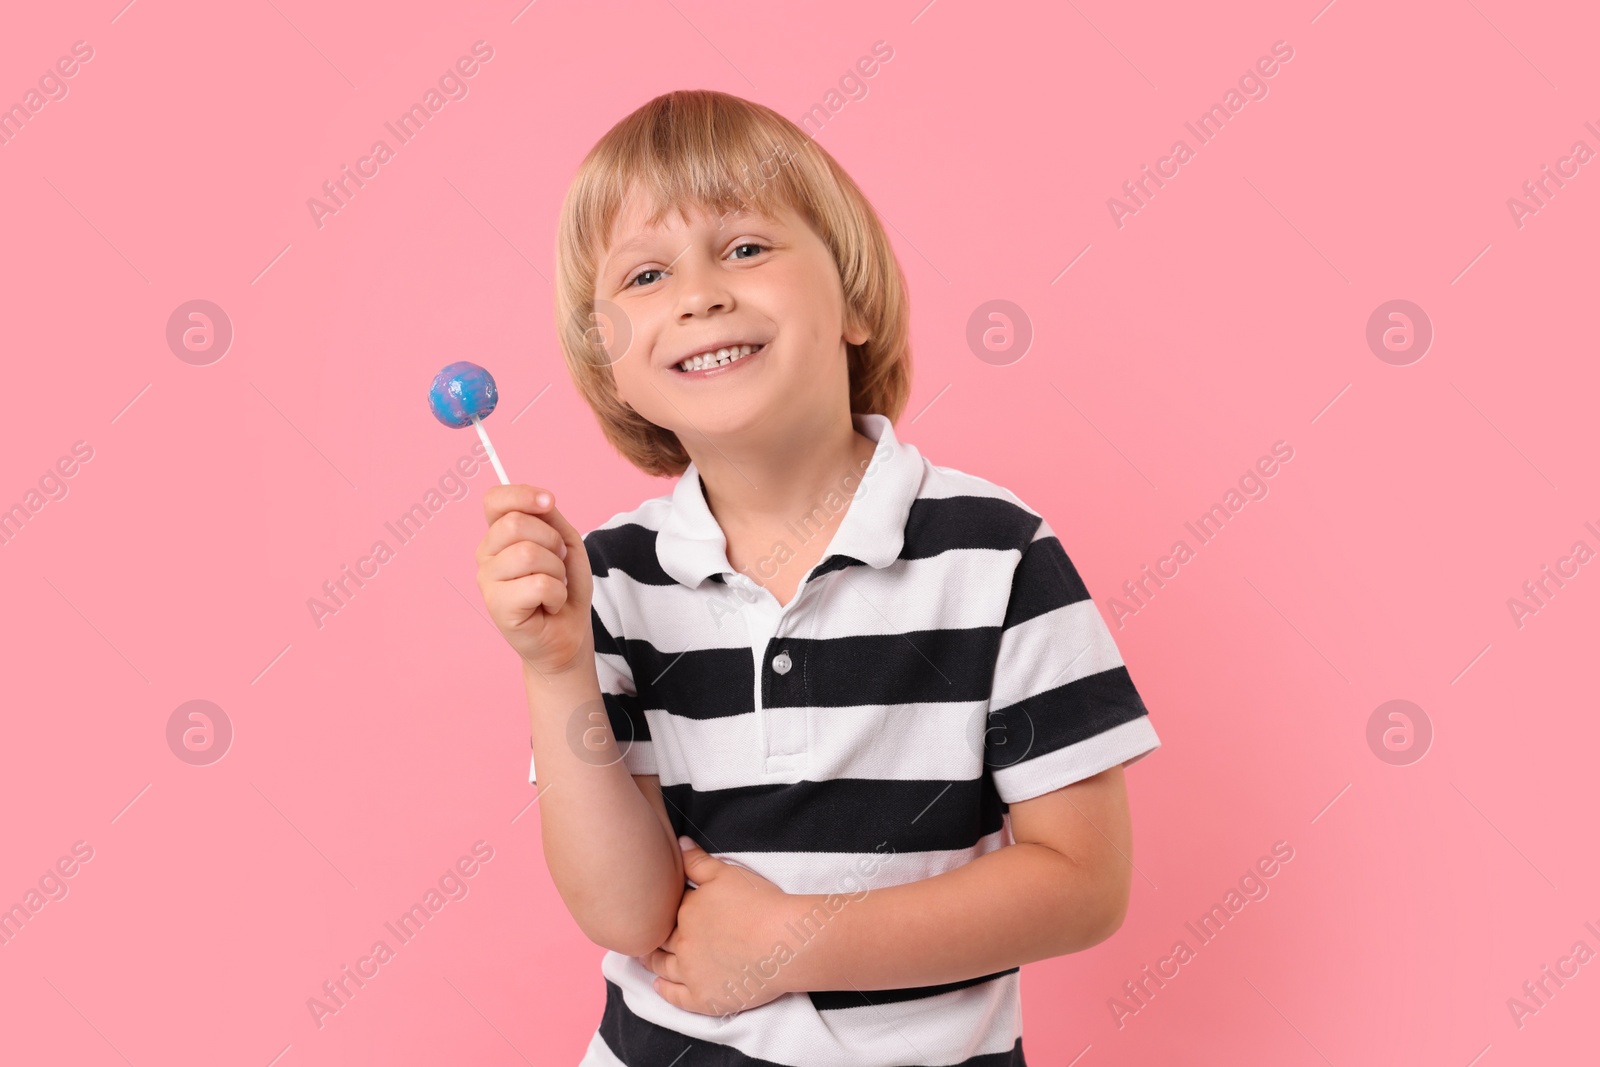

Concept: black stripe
[[602, 691, 651, 747], [619, 637, 755, 720], [1002, 535, 1090, 630], [805, 553, 863, 581], [596, 977, 785, 1066], [902, 494, 1040, 560], [593, 605, 654, 744], [762, 627, 1000, 708], [804, 495, 1037, 586], [988, 667, 1150, 768], [666, 776, 1005, 855], [613, 622, 1004, 720], [983, 1038, 1028, 1066], [596, 978, 1030, 1065], [592, 604, 626, 658], [586, 523, 675, 585], [809, 966, 1019, 1010]]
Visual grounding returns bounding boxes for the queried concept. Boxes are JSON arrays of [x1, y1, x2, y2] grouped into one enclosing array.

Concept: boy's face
[[594, 184, 868, 448]]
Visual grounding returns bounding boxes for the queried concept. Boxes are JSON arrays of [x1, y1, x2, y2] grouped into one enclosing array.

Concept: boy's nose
[[679, 296, 728, 318], [673, 258, 735, 319]]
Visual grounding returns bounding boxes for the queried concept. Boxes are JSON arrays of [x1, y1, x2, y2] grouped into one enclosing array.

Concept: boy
[[475, 89, 1160, 1066]]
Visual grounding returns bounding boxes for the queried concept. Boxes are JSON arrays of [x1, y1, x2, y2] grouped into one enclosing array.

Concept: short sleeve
[[529, 537, 657, 784], [984, 517, 1160, 804]]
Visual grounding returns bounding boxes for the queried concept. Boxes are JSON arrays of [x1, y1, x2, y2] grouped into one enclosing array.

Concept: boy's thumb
[[678, 835, 709, 867]]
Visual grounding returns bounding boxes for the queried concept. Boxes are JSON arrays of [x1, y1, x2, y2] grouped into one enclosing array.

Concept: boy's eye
[[626, 243, 765, 288]]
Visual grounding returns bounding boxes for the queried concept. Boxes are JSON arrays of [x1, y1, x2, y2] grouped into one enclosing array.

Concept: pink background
[[2, 0, 1596, 1063]]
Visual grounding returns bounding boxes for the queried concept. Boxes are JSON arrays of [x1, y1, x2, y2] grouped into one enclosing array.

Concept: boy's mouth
[[671, 343, 766, 376]]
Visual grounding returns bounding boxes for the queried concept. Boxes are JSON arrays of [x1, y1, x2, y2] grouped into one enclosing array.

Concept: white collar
[[654, 412, 923, 589]]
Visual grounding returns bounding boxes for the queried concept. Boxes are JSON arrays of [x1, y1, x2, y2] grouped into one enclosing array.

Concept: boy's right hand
[[476, 485, 595, 675]]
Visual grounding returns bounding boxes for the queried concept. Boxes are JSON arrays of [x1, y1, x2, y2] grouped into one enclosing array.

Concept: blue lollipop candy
[[428, 360, 509, 484]]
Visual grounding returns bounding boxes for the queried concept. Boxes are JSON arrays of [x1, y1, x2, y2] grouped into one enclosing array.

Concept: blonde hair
[[554, 89, 912, 478]]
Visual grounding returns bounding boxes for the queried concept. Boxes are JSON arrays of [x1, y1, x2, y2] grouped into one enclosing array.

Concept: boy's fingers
[[498, 572, 569, 617], [481, 540, 564, 583], [479, 511, 564, 560], [540, 502, 584, 557], [480, 486, 588, 610], [483, 483, 557, 528]]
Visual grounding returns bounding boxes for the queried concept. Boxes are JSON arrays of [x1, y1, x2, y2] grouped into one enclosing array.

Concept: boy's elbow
[[579, 913, 671, 957], [590, 924, 668, 959], [1094, 886, 1130, 944], [548, 833, 685, 957], [577, 892, 681, 957], [1089, 861, 1134, 946], [1057, 856, 1132, 953]]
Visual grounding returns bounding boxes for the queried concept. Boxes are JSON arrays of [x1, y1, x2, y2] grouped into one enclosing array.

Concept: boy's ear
[[843, 306, 871, 347]]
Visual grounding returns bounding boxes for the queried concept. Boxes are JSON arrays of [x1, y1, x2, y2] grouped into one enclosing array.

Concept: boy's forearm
[[524, 658, 681, 956], [774, 842, 1125, 995]]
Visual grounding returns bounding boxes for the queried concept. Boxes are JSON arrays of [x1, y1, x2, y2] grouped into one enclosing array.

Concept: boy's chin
[[667, 401, 781, 444]]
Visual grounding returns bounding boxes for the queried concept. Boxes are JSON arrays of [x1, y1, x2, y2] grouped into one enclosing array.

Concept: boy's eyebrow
[[605, 229, 663, 261], [603, 208, 782, 268]]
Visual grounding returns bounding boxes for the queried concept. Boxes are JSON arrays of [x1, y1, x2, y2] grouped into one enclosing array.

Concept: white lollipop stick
[[471, 414, 510, 485]]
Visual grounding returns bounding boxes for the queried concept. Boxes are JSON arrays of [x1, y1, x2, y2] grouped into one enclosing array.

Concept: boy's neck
[[687, 409, 877, 538]]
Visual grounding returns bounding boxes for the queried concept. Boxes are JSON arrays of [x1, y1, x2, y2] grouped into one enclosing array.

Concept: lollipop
[[428, 360, 509, 484]]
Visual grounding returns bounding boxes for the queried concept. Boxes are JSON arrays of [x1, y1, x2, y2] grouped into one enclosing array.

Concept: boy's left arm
[[645, 763, 1137, 1013], [774, 762, 1136, 994]]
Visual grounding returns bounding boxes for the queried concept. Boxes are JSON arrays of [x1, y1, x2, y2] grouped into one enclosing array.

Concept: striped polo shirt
[[530, 412, 1161, 1067]]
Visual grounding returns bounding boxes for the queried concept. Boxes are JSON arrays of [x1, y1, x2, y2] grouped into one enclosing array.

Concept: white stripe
[[715, 827, 1009, 895], [991, 714, 1161, 803], [990, 598, 1125, 711], [597, 950, 1021, 1067], [592, 495, 675, 534], [644, 699, 987, 789], [804, 548, 1017, 636], [597, 649, 634, 694], [921, 464, 1038, 512]]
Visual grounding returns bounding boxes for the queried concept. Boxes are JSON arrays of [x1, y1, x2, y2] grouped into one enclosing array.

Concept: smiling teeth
[[678, 344, 760, 372]]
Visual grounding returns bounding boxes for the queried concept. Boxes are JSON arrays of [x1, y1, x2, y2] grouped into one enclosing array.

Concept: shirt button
[[771, 651, 792, 675]]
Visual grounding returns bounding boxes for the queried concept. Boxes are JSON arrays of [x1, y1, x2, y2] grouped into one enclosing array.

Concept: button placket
[[751, 575, 817, 770], [731, 576, 782, 767], [762, 634, 807, 764], [727, 568, 826, 773]]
